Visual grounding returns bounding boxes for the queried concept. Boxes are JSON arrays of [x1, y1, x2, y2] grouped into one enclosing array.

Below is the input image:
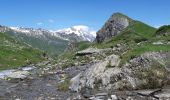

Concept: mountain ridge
[[0, 25, 96, 55]]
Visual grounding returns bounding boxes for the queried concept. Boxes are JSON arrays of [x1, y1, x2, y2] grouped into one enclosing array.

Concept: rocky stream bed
[[0, 61, 170, 100]]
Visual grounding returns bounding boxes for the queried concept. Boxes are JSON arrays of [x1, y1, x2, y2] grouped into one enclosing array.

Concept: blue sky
[[0, 0, 170, 31]]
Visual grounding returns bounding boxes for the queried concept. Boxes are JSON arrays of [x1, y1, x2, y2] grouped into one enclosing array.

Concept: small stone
[[126, 96, 132, 100], [50, 97, 56, 100], [46, 83, 52, 87], [95, 93, 108, 96], [89, 96, 95, 100], [95, 96, 106, 99], [111, 95, 118, 100]]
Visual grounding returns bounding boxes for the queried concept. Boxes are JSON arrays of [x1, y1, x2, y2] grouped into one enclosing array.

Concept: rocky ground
[[0, 61, 91, 100], [0, 58, 170, 100]]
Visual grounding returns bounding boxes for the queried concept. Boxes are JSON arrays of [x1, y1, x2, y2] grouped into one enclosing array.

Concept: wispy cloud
[[49, 19, 54, 23], [154, 24, 169, 28], [153, 25, 160, 28], [37, 22, 43, 25]]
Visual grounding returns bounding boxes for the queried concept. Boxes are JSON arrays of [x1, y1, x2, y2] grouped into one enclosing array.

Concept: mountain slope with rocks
[[57, 12, 170, 99], [95, 13, 156, 43]]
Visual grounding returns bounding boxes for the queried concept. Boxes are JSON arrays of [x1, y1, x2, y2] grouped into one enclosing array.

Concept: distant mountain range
[[0, 25, 96, 55], [57, 25, 96, 42]]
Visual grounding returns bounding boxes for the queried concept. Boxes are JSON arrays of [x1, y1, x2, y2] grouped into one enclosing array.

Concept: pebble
[[46, 83, 52, 87], [111, 95, 118, 100], [95, 93, 108, 96], [89, 96, 95, 100]]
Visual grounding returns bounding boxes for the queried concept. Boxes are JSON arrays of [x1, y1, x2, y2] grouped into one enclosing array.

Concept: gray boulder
[[69, 54, 121, 92]]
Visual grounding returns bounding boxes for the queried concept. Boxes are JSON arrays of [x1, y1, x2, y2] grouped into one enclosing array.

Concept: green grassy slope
[[0, 32, 45, 70], [94, 21, 156, 48], [93, 22, 170, 66], [155, 25, 170, 37], [5, 31, 68, 56]]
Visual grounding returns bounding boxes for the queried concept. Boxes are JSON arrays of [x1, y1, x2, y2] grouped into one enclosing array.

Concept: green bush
[[57, 79, 70, 91]]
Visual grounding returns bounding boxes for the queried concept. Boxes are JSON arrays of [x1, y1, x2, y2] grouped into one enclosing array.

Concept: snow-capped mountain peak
[[56, 25, 96, 41], [7, 25, 96, 42], [10, 27, 30, 33]]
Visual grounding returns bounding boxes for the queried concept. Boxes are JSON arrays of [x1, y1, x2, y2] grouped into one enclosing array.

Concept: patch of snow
[[10, 27, 30, 33], [56, 25, 96, 41]]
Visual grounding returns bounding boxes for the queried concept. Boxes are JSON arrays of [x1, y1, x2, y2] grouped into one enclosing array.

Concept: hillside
[[55, 13, 170, 100], [0, 25, 95, 56], [0, 32, 45, 70], [59, 13, 158, 67]]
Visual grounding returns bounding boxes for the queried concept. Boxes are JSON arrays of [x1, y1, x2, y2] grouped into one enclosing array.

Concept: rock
[[126, 96, 132, 100], [21, 66, 36, 71], [100, 67, 122, 87], [69, 73, 81, 92], [96, 13, 130, 43], [105, 54, 120, 67], [7, 71, 29, 79], [152, 41, 163, 45], [0, 70, 15, 79], [88, 96, 95, 100], [76, 48, 100, 56], [111, 95, 118, 100], [112, 43, 129, 55], [94, 96, 107, 100], [70, 54, 121, 91], [70, 51, 170, 92], [0, 70, 30, 79], [121, 52, 170, 89], [72, 94, 82, 100], [95, 93, 108, 96], [76, 48, 110, 56], [167, 41, 170, 45]]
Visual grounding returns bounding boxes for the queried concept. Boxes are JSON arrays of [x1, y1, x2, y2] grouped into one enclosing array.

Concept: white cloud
[[49, 19, 54, 23], [154, 24, 169, 28], [37, 22, 43, 25]]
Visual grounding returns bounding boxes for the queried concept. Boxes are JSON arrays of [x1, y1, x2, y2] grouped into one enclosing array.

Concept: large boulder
[[70, 52, 170, 92], [69, 54, 121, 92], [96, 13, 131, 43]]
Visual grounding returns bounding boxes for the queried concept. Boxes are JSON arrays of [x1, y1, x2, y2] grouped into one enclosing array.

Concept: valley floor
[[0, 62, 170, 100]]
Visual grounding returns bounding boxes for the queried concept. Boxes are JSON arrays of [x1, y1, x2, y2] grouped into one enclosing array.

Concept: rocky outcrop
[[69, 54, 121, 92], [70, 52, 170, 92], [96, 13, 131, 43]]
